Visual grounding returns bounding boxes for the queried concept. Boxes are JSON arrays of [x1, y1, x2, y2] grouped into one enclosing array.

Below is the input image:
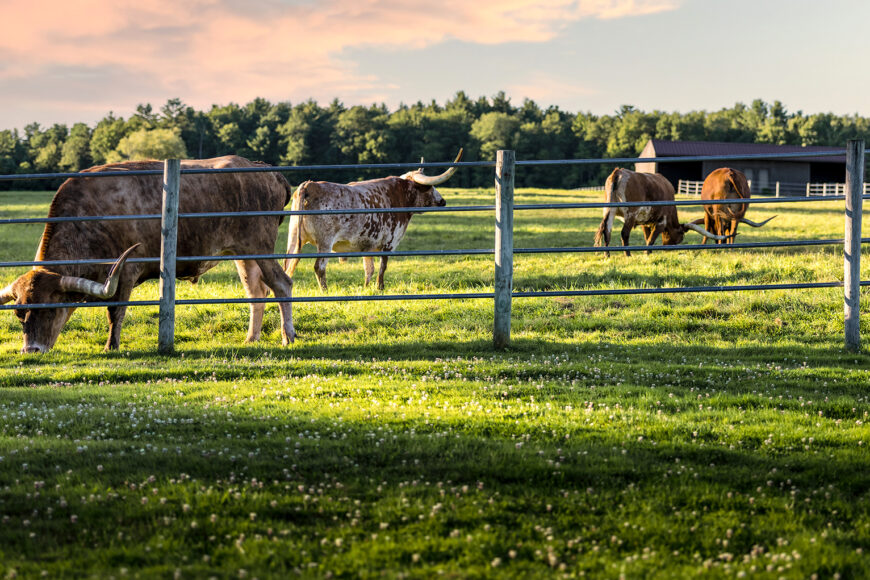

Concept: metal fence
[[0, 142, 866, 352], [678, 179, 870, 197]]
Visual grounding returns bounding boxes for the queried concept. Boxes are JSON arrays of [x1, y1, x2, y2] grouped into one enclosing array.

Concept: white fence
[[678, 179, 870, 197]]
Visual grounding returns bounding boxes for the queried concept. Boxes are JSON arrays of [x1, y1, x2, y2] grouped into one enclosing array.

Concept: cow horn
[[740, 215, 776, 227], [683, 222, 729, 241], [59, 244, 140, 298], [410, 149, 463, 186], [0, 282, 15, 304]]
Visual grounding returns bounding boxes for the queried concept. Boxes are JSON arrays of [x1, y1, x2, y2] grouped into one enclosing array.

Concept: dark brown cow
[[594, 167, 726, 257], [285, 150, 462, 290], [696, 167, 775, 244], [0, 156, 296, 353]]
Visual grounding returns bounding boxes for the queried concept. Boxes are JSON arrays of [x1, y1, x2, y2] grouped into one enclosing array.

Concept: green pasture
[[0, 188, 868, 578]]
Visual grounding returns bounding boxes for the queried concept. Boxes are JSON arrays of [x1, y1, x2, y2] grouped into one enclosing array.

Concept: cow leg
[[620, 217, 636, 257], [312, 242, 331, 291], [644, 225, 662, 253], [313, 256, 329, 291], [235, 260, 270, 343], [255, 259, 296, 346], [702, 214, 714, 245], [377, 256, 389, 291], [105, 304, 128, 351], [728, 219, 739, 244], [642, 225, 653, 254], [363, 256, 375, 287], [715, 215, 727, 245], [105, 278, 135, 351]]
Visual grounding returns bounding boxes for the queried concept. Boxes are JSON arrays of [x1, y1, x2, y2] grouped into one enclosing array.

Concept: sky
[[1, 0, 868, 130]]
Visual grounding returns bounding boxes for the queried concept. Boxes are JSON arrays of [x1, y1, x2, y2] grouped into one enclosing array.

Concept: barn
[[634, 139, 846, 194]]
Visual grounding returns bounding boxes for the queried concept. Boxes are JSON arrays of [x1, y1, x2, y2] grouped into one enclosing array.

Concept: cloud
[[0, 0, 680, 126]]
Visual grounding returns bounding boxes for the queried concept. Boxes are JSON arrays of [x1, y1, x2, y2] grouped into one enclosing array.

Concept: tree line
[[2, 92, 869, 190]]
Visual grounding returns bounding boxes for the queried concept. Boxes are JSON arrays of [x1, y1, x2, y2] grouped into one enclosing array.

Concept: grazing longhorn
[[285, 150, 462, 290], [0, 156, 296, 353], [696, 167, 776, 244], [594, 167, 727, 257]]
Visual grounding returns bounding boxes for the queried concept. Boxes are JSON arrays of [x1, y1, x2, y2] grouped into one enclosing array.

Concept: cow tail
[[729, 172, 749, 215], [594, 171, 619, 248], [275, 172, 294, 225], [285, 182, 307, 275]]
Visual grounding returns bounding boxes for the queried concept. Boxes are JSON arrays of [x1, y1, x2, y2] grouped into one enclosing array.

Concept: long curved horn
[[411, 149, 463, 186], [0, 282, 15, 304], [60, 244, 140, 299], [683, 222, 729, 241], [740, 215, 776, 227]]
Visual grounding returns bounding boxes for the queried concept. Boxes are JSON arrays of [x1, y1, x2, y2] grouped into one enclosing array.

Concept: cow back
[[293, 178, 414, 253], [36, 156, 289, 282], [701, 168, 749, 218]]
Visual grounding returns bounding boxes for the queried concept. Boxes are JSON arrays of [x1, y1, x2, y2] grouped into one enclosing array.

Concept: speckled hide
[[1, 156, 296, 353], [594, 168, 684, 257], [284, 175, 446, 290]]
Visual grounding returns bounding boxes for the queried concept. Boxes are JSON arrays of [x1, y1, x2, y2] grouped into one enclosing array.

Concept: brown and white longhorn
[[285, 149, 463, 290]]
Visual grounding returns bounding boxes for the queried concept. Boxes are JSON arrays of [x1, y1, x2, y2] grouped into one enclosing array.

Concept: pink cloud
[[0, 0, 680, 125], [508, 73, 599, 106]]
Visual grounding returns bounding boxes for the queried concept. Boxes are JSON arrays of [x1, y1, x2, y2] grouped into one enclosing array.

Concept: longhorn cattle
[[594, 167, 726, 257], [0, 156, 296, 353], [285, 150, 462, 290], [696, 167, 775, 244]]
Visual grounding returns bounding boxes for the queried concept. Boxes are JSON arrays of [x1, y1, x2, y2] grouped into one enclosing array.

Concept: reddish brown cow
[[594, 167, 725, 257], [285, 150, 462, 290], [0, 156, 296, 353], [697, 168, 775, 244]]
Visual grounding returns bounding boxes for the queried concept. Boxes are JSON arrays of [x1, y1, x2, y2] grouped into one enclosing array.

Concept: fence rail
[[0, 144, 867, 352], [679, 179, 870, 197]]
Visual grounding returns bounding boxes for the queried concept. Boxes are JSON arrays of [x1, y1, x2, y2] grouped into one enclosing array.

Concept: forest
[[2, 91, 869, 189]]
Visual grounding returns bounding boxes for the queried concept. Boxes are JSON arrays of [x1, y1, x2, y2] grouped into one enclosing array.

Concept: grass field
[[0, 187, 868, 578]]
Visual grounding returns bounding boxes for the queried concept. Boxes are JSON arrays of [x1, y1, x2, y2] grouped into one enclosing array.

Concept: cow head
[[0, 244, 139, 353], [660, 227, 685, 246], [400, 149, 463, 208], [654, 221, 730, 247]]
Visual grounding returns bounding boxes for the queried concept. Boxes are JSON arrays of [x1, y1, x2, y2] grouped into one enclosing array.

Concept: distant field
[[0, 188, 868, 578]]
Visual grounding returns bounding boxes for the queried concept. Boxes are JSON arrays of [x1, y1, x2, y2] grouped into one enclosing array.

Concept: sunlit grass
[[0, 188, 868, 578]]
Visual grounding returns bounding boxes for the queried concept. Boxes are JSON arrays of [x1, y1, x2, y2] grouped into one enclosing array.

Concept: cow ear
[[0, 280, 17, 304]]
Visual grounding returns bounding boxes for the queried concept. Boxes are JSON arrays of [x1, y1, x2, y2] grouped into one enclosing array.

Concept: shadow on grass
[[1, 388, 867, 578], [2, 338, 867, 393]]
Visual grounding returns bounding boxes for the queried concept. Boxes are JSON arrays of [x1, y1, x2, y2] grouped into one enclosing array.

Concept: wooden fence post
[[158, 159, 180, 355], [844, 140, 865, 352], [494, 150, 515, 349]]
